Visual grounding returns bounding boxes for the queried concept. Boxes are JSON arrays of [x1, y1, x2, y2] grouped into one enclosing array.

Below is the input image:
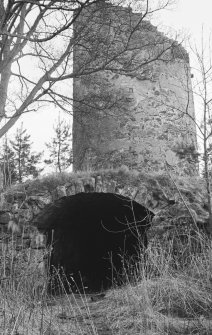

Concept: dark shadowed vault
[[33, 192, 154, 293]]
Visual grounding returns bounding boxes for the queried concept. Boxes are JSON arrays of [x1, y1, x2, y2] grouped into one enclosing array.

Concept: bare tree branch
[[0, 0, 177, 138]]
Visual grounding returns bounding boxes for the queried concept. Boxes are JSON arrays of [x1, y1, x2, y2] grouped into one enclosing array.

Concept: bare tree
[[156, 28, 212, 233], [171, 32, 212, 233], [189, 31, 212, 233], [0, 0, 177, 138]]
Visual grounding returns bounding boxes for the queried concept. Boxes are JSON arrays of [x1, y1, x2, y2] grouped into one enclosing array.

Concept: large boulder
[[33, 192, 154, 293]]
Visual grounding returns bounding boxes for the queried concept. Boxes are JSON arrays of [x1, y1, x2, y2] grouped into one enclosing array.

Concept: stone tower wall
[[73, 2, 197, 175]]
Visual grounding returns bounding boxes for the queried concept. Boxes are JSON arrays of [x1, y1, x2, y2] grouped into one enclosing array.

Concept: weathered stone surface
[[27, 194, 52, 206], [95, 175, 103, 192], [0, 172, 145, 256], [73, 3, 197, 175], [8, 220, 20, 233], [56, 185, 67, 198], [83, 177, 95, 192], [75, 180, 84, 193], [66, 183, 76, 196], [0, 211, 11, 225], [0, 170, 208, 262]]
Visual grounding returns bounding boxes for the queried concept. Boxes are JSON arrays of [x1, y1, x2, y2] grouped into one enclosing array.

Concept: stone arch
[[32, 173, 156, 293], [54, 173, 139, 202]]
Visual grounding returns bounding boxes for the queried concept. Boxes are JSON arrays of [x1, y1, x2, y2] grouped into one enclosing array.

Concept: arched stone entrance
[[33, 191, 155, 293]]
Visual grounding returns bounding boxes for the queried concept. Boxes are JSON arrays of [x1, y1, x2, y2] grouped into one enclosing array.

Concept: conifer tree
[[10, 124, 43, 183], [0, 138, 17, 187], [45, 118, 72, 172]]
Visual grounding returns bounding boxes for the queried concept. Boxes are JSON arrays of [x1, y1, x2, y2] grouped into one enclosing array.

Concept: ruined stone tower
[[73, 1, 197, 174]]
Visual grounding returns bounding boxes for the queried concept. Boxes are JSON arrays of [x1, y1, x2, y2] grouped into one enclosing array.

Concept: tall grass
[[0, 234, 99, 334], [106, 231, 212, 334], [0, 231, 212, 334]]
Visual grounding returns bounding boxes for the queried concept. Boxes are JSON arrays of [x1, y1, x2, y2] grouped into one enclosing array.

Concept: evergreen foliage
[[0, 125, 43, 185], [0, 138, 17, 187], [44, 118, 72, 173]]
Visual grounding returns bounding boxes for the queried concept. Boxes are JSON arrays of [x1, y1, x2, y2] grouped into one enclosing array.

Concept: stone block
[[56, 185, 67, 198], [0, 211, 11, 225]]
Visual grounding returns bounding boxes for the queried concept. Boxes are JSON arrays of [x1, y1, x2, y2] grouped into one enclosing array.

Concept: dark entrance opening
[[33, 192, 154, 293]]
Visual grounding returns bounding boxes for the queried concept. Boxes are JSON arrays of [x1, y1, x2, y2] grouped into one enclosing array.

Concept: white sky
[[5, 0, 212, 156], [157, 0, 212, 36]]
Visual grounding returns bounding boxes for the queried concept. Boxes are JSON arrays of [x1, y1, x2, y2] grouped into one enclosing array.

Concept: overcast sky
[[5, 0, 212, 155], [157, 0, 212, 36]]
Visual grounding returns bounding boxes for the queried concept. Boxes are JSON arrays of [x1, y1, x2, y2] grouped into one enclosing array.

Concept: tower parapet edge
[[73, 2, 197, 175]]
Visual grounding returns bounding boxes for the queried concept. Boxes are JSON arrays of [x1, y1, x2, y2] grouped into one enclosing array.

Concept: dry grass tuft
[[105, 233, 212, 335], [1, 231, 212, 334]]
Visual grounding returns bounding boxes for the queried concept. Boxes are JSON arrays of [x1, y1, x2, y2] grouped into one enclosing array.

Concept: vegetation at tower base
[[0, 168, 210, 243], [73, 2, 197, 174], [0, 170, 212, 333], [1, 0, 212, 332]]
